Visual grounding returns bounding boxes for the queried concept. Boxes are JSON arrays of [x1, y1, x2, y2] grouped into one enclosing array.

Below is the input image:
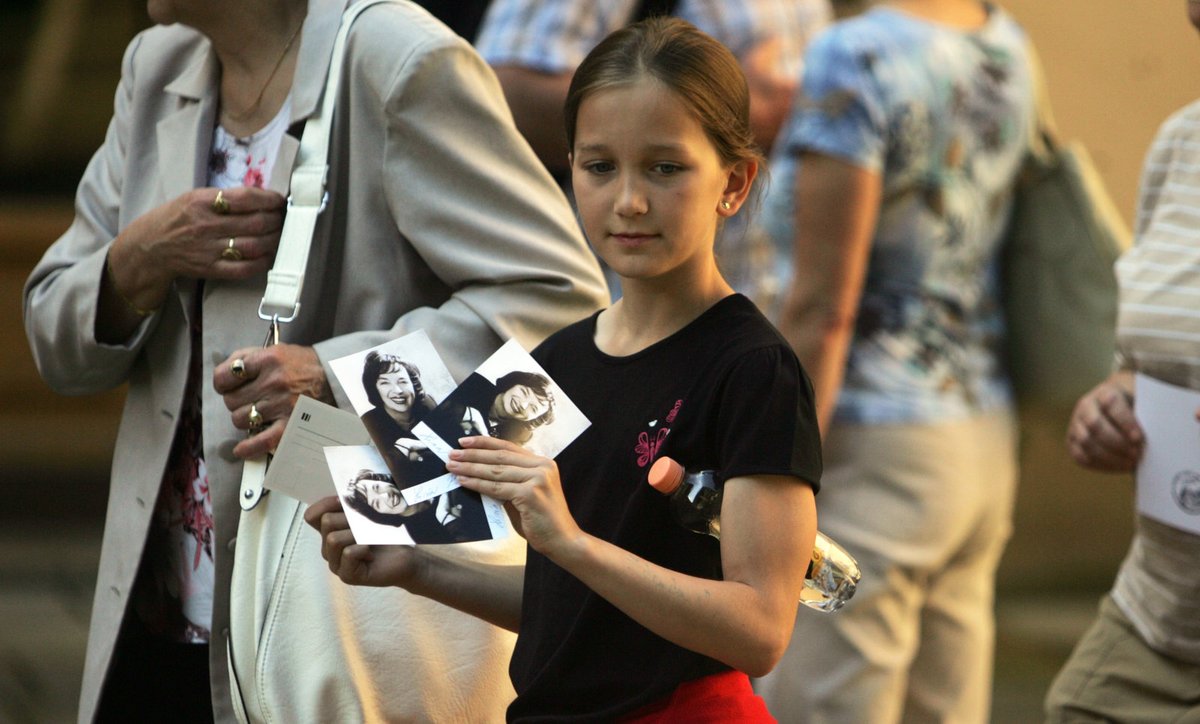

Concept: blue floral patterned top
[[760, 3, 1034, 424]]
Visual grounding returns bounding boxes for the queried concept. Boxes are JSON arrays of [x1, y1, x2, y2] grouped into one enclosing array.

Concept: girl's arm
[[304, 497, 525, 631], [776, 152, 882, 433], [450, 437, 817, 677]]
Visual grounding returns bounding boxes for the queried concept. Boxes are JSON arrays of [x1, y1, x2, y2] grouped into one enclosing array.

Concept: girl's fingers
[[451, 438, 540, 468], [303, 496, 343, 530], [456, 474, 517, 501], [458, 435, 524, 453], [447, 457, 523, 485]]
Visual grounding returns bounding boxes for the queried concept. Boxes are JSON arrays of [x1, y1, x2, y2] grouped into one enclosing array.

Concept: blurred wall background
[[0, 0, 1197, 718]]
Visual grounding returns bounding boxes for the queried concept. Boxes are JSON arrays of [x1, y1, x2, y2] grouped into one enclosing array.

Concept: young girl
[[307, 17, 821, 721]]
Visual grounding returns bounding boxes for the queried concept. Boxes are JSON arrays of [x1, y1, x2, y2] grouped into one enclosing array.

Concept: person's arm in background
[[490, 67, 575, 177], [1065, 369, 1143, 472], [477, 0, 833, 174], [741, 35, 799, 152], [776, 154, 880, 432], [689, 0, 832, 151]]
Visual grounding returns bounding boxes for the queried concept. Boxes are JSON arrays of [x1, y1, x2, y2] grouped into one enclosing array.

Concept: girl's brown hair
[[564, 16, 764, 170]]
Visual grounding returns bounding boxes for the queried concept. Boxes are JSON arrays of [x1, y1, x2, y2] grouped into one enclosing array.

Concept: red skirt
[[617, 670, 776, 723]]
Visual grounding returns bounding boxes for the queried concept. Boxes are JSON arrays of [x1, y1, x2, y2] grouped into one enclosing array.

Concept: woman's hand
[[1066, 370, 1143, 472], [449, 436, 581, 559], [213, 344, 335, 459], [304, 496, 422, 588], [106, 186, 286, 312]]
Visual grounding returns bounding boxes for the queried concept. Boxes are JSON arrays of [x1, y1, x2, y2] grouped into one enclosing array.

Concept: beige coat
[[23, 0, 607, 720]]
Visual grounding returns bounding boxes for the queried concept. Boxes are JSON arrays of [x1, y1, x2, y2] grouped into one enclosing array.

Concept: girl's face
[[570, 77, 751, 285], [375, 367, 416, 418]]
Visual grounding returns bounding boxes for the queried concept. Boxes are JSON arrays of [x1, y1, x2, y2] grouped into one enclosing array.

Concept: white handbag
[[227, 3, 521, 721]]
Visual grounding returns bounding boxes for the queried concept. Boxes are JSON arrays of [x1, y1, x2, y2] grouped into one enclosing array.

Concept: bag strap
[[241, 0, 390, 512], [1024, 39, 1059, 165], [257, 0, 389, 324]]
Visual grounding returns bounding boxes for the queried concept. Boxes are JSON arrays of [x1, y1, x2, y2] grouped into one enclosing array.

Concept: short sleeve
[[715, 345, 822, 491], [784, 27, 888, 171], [683, 0, 829, 77], [474, 0, 634, 72]]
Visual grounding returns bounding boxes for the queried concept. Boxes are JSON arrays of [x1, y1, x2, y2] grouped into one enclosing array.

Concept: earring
[[720, 200, 731, 210]]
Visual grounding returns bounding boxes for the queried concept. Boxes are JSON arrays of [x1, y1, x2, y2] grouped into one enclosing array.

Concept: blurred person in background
[[1045, 3, 1200, 720], [754, 1, 1035, 721]]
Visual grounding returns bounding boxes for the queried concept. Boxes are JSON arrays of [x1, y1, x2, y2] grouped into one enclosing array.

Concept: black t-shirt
[[508, 294, 822, 722]]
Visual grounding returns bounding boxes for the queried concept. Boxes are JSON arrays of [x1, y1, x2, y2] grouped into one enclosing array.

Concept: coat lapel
[[157, 40, 220, 321]]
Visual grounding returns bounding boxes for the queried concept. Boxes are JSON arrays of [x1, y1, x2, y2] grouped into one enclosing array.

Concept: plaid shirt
[[475, 0, 830, 78]]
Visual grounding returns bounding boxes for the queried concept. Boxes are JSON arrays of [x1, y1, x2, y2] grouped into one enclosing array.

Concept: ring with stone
[[248, 402, 264, 429], [231, 358, 248, 380], [212, 189, 230, 214], [221, 237, 243, 262]]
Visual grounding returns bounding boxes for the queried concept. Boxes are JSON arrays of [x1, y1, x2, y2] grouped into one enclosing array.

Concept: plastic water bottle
[[647, 456, 860, 613]]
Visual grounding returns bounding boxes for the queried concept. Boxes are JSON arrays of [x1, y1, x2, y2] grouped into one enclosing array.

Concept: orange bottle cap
[[647, 456, 684, 494]]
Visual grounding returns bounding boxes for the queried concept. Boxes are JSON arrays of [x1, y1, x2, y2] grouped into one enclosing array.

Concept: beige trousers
[[756, 411, 1018, 724], [1045, 595, 1200, 724]]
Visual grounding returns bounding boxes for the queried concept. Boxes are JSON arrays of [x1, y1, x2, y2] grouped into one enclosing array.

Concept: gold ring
[[248, 402, 264, 429], [221, 237, 243, 262], [231, 358, 248, 380], [212, 189, 230, 215]]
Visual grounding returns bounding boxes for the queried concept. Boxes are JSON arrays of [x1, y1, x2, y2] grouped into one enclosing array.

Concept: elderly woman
[[21, 0, 607, 720]]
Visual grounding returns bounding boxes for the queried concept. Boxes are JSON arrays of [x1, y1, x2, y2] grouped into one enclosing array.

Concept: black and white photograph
[[328, 330, 457, 489], [323, 444, 500, 545], [411, 338, 591, 467]]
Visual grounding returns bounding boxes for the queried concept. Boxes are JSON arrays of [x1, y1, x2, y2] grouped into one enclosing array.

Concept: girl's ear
[[718, 159, 758, 217]]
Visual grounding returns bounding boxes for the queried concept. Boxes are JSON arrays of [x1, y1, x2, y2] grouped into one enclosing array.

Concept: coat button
[[227, 537, 237, 552]]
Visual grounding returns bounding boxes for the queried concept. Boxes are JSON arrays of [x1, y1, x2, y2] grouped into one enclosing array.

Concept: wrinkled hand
[[448, 436, 581, 559], [1066, 371, 1143, 472], [108, 186, 286, 312], [213, 344, 335, 459], [303, 496, 422, 588]]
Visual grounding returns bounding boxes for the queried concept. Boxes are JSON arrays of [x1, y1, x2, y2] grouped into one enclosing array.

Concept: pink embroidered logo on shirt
[[634, 399, 684, 467]]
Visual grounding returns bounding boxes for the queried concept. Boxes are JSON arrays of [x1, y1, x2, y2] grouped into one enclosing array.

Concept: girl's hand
[[448, 436, 583, 559], [303, 496, 422, 588], [1066, 371, 1143, 472]]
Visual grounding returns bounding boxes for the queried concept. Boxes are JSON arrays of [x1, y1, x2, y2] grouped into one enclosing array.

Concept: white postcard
[[263, 395, 372, 504], [1135, 373, 1200, 535]]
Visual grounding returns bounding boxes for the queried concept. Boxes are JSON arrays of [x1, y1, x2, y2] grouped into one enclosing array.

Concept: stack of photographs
[[322, 331, 589, 545]]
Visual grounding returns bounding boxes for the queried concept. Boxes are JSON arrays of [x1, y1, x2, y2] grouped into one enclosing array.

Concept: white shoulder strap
[[257, 0, 389, 323], [241, 0, 389, 511]]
